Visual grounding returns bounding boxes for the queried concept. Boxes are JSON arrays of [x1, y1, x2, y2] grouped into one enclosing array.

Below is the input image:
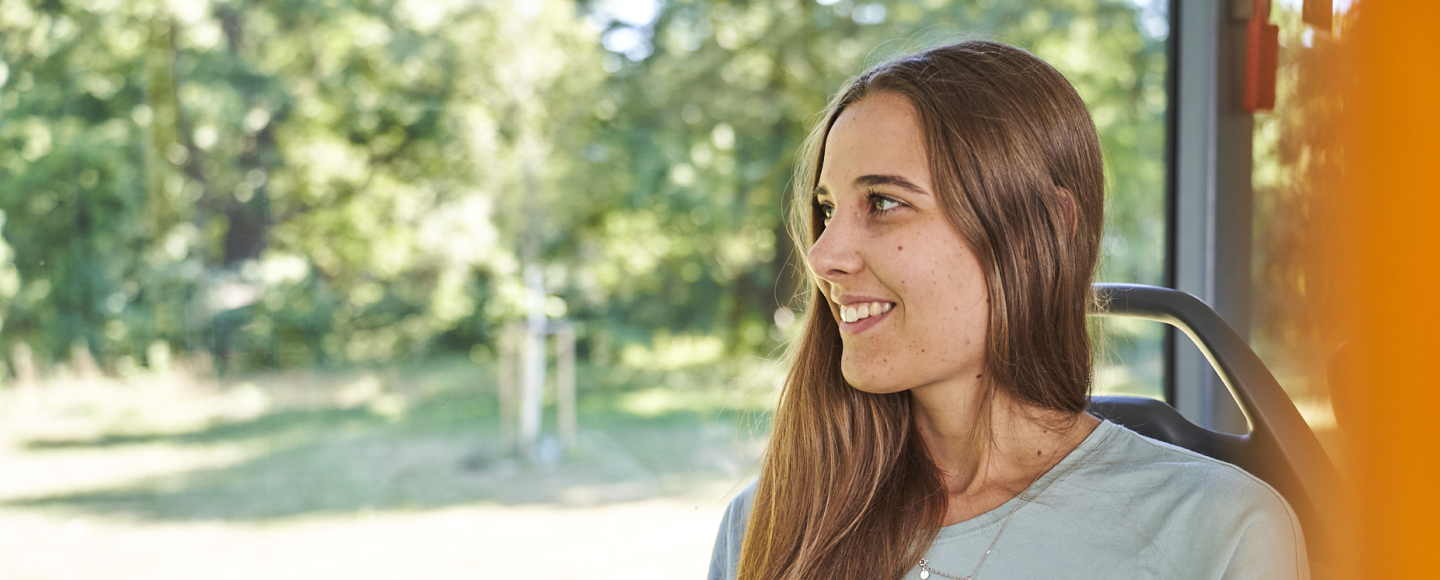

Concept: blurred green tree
[[0, 0, 1166, 378], [572, 0, 1168, 359], [0, 0, 605, 373]]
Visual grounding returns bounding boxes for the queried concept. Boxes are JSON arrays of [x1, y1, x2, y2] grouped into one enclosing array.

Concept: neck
[[909, 379, 1099, 525]]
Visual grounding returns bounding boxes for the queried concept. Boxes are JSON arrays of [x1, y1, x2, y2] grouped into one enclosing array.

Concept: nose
[[806, 213, 865, 285]]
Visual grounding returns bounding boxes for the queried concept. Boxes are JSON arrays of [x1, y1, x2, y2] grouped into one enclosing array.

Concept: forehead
[[818, 92, 932, 194]]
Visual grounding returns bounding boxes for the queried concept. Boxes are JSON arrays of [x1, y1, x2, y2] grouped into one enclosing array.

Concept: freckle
[[898, 245, 903, 251], [975, 374, 981, 379], [1036, 450, 1042, 456]]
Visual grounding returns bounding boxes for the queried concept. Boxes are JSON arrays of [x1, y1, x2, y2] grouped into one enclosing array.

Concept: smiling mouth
[[839, 301, 894, 323]]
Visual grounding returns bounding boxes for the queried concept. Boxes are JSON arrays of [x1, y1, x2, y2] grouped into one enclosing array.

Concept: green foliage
[[0, 0, 604, 372], [572, 0, 1169, 362], [0, 0, 1167, 376]]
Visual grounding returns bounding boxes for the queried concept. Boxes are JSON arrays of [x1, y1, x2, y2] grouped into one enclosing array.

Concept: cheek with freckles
[[836, 240, 990, 393]]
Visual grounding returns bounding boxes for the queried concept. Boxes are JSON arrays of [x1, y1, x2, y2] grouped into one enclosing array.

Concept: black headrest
[[1090, 284, 1344, 570]]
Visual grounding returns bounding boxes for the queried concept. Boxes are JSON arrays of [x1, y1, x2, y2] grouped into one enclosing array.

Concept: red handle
[[1245, 0, 1280, 112]]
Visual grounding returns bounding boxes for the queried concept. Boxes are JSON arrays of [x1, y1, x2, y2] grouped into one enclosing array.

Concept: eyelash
[[868, 192, 901, 215], [813, 191, 903, 224]]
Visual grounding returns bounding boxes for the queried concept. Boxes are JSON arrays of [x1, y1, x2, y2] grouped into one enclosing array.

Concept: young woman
[[708, 41, 1307, 580]]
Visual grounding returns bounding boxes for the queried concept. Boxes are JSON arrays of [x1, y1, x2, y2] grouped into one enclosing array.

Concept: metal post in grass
[[497, 324, 520, 453], [557, 323, 576, 448], [519, 265, 548, 460]]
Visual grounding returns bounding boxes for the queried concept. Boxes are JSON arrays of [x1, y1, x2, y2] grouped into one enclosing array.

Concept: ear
[[1054, 186, 1078, 240]]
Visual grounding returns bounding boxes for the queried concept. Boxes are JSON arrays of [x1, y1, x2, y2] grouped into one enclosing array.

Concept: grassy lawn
[[0, 357, 776, 579]]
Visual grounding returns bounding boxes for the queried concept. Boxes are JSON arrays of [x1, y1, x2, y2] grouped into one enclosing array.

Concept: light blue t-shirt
[[708, 420, 1308, 579]]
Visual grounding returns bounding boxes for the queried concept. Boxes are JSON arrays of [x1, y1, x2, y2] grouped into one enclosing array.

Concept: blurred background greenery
[[0, 0, 1167, 381], [0, 0, 1169, 577]]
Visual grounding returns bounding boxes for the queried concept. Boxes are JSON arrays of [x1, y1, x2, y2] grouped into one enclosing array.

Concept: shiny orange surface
[[1335, 1, 1440, 575]]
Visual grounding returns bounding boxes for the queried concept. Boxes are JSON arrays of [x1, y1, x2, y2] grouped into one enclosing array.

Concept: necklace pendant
[[919, 571, 930, 579]]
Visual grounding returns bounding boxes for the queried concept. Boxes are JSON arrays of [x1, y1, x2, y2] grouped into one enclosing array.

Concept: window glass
[[0, 0, 1168, 576], [1250, 1, 1353, 458]]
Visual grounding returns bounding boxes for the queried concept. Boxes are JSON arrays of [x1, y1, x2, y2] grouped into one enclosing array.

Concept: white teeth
[[839, 301, 894, 323]]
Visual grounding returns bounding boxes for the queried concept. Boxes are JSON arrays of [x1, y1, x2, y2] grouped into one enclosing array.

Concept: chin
[[840, 360, 911, 395]]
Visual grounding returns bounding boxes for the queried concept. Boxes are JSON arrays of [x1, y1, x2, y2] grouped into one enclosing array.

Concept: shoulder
[[1093, 422, 1295, 513], [707, 480, 758, 580], [717, 478, 758, 538], [1078, 422, 1309, 578], [726, 478, 758, 518]]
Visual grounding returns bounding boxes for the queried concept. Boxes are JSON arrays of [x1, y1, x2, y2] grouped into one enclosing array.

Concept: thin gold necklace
[[917, 471, 1042, 580]]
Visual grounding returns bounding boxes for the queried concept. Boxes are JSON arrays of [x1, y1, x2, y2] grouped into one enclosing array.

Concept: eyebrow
[[813, 174, 930, 198]]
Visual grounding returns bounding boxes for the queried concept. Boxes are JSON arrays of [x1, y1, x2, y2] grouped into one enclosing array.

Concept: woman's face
[[809, 92, 990, 395]]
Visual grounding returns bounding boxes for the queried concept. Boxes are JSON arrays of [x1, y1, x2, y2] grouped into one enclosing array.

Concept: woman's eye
[[870, 195, 901, 214], [815, 202, 835, 223]]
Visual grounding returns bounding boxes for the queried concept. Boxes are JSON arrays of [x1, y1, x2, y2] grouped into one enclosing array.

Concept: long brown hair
[[738, 41, 1106, 580]]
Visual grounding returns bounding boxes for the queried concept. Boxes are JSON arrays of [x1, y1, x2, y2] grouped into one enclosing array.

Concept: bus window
[[0, 1, 1171, 578]]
